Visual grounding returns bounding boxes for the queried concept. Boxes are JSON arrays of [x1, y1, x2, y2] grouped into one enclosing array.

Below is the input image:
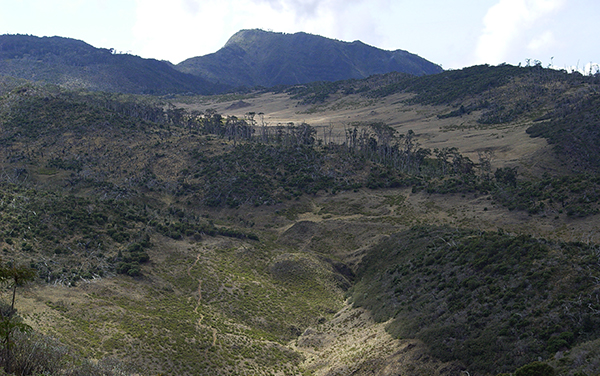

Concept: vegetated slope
[[286, 63, 599, 122], [0, 34, 228, 95], [1, 65, 600, 375], [527, 92, 600, 173], [176, 29, 443, 88], [0, 85, 348, 375], [350, 226, 600, 375]]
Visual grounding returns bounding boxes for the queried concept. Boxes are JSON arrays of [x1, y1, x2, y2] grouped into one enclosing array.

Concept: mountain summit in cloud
[[176, 29, 443, 88]]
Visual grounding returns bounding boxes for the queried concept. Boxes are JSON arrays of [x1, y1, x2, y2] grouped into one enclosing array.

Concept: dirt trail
[[187, 250, 218, 350], [187, 254, 202, 312]]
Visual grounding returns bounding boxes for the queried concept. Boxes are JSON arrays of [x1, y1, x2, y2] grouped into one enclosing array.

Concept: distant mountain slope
[[176, 29, 443, 88], [0, 34, 227, 95]]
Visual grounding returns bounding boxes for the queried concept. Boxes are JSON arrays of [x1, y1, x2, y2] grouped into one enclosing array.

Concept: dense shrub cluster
[[286, 81, 342, 104], [0, 183, 259, 283], [351, 226, 600, 374], [492, 173, 600, 217], [527, 94, 600, 173], [195, 143, 346, 207], [0, 92, 145, 143], [0, 185, 151, 282], [152, 218, 258, 241]]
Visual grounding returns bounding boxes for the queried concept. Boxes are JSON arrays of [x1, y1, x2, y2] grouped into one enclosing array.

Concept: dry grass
[[292, 303, 463, 376], [177, 90, 552, 173]]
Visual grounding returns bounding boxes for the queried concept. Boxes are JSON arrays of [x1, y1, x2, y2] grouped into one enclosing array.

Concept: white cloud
[[180, 0, 200, 14], [131, 0, 391, 63], [254, 0, 321, 18], [527, 30, 555, 53], [474, 0, 565, 65], [132, 0, 299, 63]]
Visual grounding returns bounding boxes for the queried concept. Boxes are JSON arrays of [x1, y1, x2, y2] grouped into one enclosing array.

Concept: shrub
[[6, 331, 68, 376], [514, 361, 555, 376]]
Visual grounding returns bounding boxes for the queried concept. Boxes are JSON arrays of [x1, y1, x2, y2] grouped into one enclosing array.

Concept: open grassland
[[174, 89, 552, 174]]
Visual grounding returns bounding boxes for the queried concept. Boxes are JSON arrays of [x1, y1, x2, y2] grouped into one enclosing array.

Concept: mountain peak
[[177, 29, 443, 88], [224, 28, 276, 47]]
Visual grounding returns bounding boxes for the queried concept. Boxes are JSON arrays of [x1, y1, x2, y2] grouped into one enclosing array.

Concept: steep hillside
[[176, 29, 443, 88], [0, 34, 227, 95], [0, 65, 599, 376], [351, 226, 600, 374]]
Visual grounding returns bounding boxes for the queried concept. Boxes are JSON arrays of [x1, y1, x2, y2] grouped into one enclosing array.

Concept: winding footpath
[[187, 252, 218, 350]]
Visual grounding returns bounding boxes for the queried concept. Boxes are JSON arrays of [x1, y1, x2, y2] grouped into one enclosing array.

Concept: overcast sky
[[1, 0, 598, 72]]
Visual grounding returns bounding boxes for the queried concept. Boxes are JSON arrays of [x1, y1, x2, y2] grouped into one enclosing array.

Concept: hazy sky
[[1, 0, 598, 72]]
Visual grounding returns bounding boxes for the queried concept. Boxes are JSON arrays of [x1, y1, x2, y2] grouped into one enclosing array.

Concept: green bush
[[514, 361, 555, 376]]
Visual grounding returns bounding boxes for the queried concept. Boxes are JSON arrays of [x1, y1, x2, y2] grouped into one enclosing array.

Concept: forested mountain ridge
[[0, 34, 228, 95], [0, 64, 599, 376], [0, 31, 442, 94], [176, 29, 443, 87]]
